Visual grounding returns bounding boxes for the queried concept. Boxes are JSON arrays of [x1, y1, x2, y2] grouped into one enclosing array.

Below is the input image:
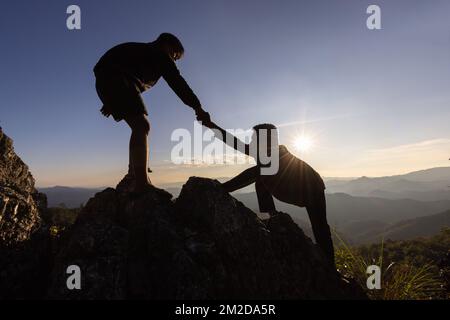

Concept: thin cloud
[[367, 138, 450, 157], [319, 138, 450, 178], [354, 138, 450, 176], [276, 113, 358, 129]]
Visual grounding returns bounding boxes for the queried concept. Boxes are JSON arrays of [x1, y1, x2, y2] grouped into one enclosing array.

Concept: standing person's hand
[[100, 105, 112, 118], [195, 108, 212, 127]]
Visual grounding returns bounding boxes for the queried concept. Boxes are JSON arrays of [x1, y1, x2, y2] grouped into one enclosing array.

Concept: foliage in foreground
[[41, 206, 82, 236], [335, 228, 450, 300]]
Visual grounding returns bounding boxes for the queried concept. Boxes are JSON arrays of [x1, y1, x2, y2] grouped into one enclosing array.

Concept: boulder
[[47, 177, 366, 299]]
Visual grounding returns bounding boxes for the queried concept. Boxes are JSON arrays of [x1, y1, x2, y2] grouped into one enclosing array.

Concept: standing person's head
[[155, 33, 184, 61], [250, 123, 279, 159]]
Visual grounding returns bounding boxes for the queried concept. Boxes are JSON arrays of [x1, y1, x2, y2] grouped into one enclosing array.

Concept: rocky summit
[[49, 177, 365, 300], [0, 129, 366, 300]]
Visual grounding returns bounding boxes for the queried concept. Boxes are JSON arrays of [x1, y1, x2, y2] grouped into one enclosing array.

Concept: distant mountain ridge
[[325, 167, 450, 201], [37, 186, 101, 207], [355, 210, 450, 244], [234, 192, 450, 224], [233, 192, 450, 245]]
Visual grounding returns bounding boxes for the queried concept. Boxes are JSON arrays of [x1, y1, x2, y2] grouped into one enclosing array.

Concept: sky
[[1, 0, 449, 187]]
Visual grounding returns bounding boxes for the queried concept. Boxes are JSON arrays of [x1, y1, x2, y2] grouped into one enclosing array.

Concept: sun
[[294, 135, 314, 152]]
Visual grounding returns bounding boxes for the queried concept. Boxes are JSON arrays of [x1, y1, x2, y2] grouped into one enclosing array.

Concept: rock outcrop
[[0, 128, 46, 245], [0, 128, 366, 300], [47, 177, 366, 299], [0, 128, 46, 246], [0, 128, 51, 299]]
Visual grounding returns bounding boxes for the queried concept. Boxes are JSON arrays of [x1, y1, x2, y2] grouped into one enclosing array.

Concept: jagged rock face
[[0, 128, 45, 246], [0, 129, 35, 194], [0, 128, 50, 299], [48, 177, 366, 300], [0, 185, 41, 244]]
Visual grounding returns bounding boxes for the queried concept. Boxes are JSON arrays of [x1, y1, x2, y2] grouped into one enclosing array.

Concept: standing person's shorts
[[95, 69, 148, 122]]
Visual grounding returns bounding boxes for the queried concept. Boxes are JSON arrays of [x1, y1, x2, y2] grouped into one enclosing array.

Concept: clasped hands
[[195, 107, 214, 128]]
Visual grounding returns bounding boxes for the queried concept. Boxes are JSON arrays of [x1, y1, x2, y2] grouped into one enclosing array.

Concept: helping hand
[[100, 105, 112, 118], [195, 108, 212, 127]]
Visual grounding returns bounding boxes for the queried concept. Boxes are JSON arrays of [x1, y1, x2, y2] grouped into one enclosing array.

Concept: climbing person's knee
[[139, 116, 150, 135], [127, 114, 150, 135]]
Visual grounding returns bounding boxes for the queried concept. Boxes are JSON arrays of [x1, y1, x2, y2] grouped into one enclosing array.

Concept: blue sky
[[1, 0, 449, 187]]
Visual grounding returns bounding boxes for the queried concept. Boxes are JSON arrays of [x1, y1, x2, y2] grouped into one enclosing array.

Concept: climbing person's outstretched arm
[[222, 166, 259, 192], [207, 121, 250, 156]]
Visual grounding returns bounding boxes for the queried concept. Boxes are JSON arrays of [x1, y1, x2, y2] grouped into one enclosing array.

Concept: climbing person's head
[[156, 33, 184, 61], [251, 123, 279, 154]]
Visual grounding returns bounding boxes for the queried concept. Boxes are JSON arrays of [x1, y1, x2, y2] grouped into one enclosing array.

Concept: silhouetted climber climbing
[[204, 120, 335, 266], [94, 33, 210, 193]]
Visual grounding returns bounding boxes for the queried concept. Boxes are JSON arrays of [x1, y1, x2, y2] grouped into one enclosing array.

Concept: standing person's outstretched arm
[[207, 121, 250, 156], [161, 56, 211, 123], [161, 56, 201, 109]]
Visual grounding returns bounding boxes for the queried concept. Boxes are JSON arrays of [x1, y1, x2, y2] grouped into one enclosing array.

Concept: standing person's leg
[[128, 149, 134, 177], [306, 191, 335, 266], [124, 114, 151, 192], [95, 71, 151, 191]]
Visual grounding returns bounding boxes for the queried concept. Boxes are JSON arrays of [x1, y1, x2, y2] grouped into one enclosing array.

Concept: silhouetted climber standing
[[204, 121, 335, 266], [94, 33, 210, 193]]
